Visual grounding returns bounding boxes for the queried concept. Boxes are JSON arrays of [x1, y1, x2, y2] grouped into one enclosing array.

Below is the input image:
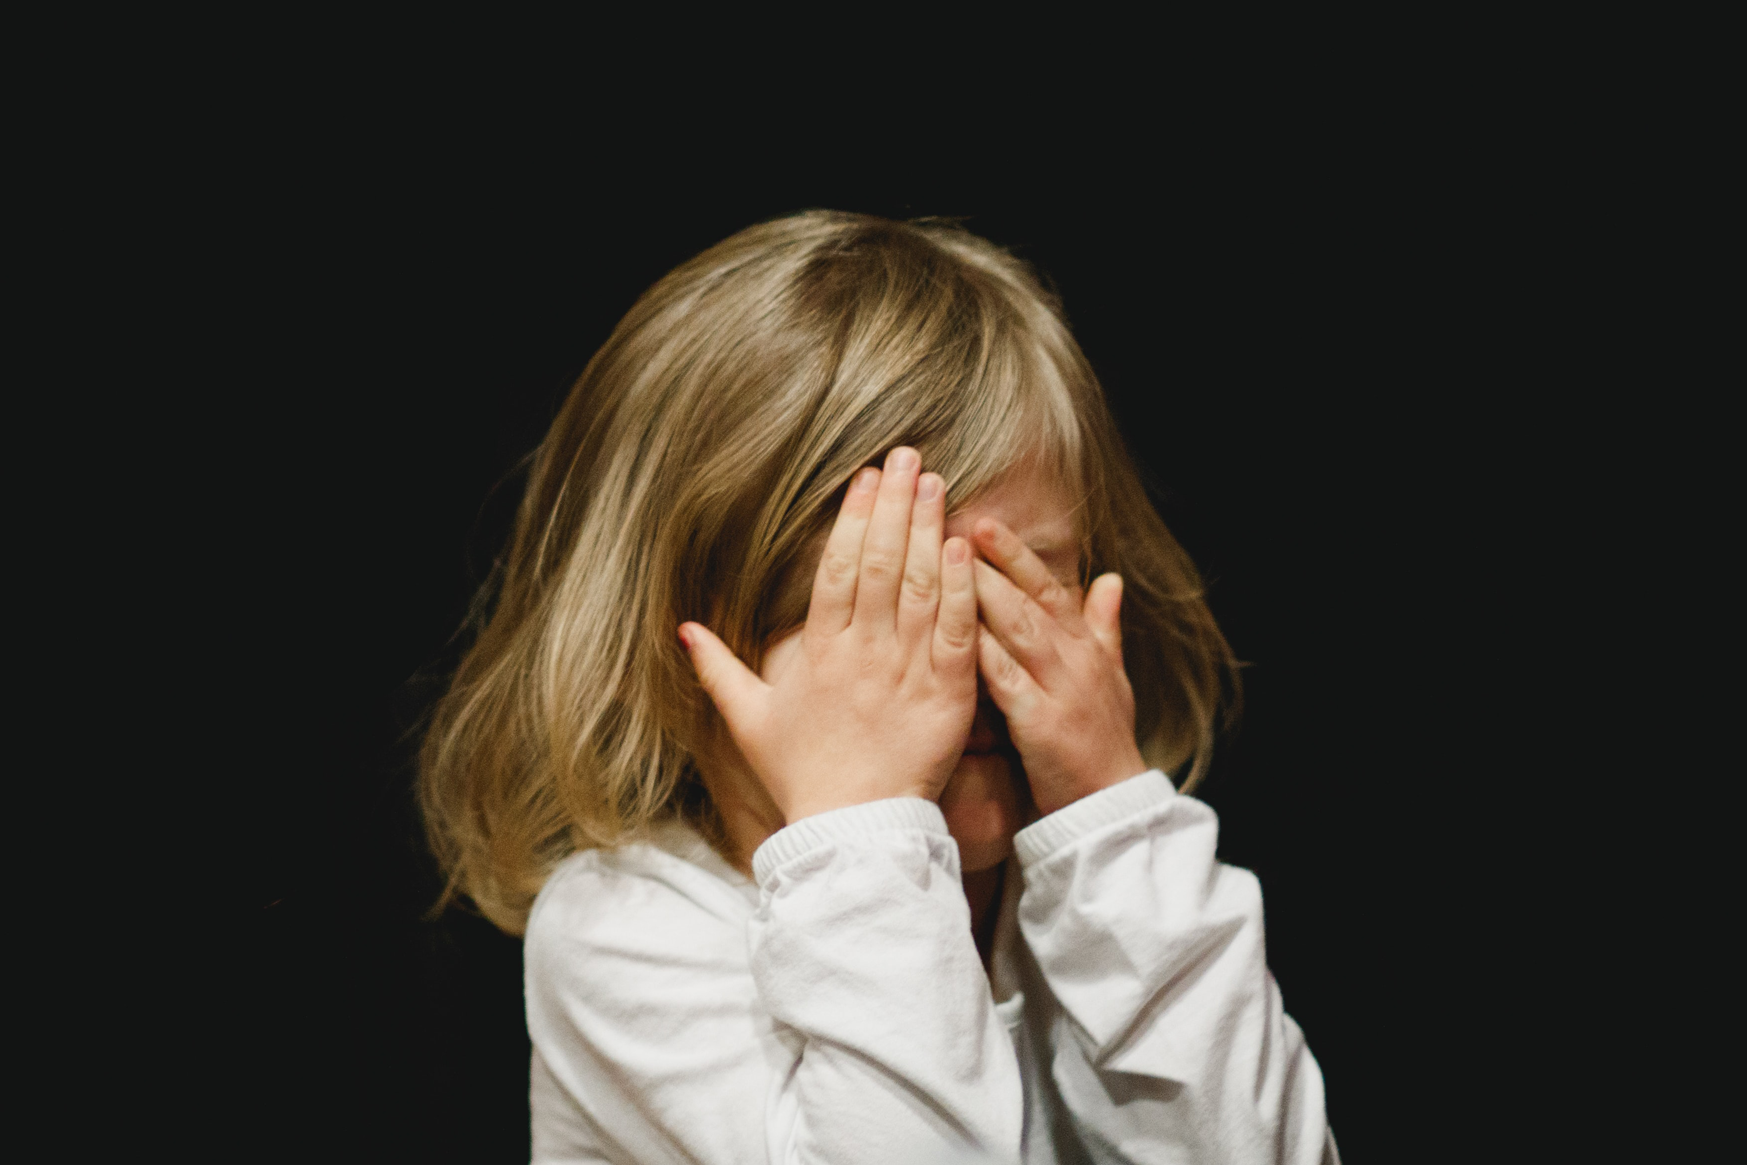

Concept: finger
[[977, 624, 1042, 721], [974, 558, 1067, 686], [1083, 573, 1125, 659], [852, 446, 920, 631], [971, 518, 1085, 634], [679, 622, 768, 734], [897, 472, 946, 644], [806, 467, 881, 634], [932, 536, 977, 672]]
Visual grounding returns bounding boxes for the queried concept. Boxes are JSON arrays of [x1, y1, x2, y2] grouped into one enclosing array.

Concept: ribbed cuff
[[752, 797, 949, 886], [1013, 769, 1175, 868]]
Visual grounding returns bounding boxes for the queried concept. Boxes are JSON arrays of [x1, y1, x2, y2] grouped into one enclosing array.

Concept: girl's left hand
[[972, 519, 1148, 817]]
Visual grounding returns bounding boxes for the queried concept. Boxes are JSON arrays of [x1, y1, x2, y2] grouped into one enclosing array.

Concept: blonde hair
[[420, 211, 1239, 934]]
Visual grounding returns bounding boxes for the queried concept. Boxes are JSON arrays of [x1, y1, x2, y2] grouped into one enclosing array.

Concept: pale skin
[[679, 446, 1147, 948]]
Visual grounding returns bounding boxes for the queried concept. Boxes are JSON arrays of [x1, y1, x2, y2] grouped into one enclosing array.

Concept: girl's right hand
[[680, 447, 980, 823]]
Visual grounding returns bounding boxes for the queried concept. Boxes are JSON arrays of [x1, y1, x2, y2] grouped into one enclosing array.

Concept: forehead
[[944, 465, 1082, 572]]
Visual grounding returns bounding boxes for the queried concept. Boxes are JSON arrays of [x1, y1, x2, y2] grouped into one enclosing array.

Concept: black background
[[16, 48, 1736, 1165]]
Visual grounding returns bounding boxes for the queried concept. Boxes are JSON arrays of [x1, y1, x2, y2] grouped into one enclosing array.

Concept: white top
[[524, 770, 1338, 1164]]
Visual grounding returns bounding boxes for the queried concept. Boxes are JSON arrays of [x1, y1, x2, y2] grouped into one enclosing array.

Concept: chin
[[938, 752, 1022, 873]]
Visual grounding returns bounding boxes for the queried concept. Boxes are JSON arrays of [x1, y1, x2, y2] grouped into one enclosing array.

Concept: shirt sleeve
[[749, 797, 1025, 1165], [1013, 770, 1337, 1165], [524, 853, 781, 1165]]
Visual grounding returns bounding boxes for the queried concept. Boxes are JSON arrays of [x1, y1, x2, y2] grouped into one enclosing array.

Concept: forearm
[[750, 798, 1025, 1165], [1017, 771, 1332, 1164]]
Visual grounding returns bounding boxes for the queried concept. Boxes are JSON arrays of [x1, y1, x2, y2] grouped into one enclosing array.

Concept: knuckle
[[937, 622, 973, 652], [859, 553, 901, 583], [901, 567, 936, 605], [819, 551, 857, 587]]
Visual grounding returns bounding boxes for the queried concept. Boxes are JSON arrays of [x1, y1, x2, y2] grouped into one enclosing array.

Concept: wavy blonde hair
[[420, 211, 1240, 934]]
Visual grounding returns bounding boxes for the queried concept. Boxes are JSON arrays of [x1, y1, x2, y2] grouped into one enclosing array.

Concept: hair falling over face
[[419, 212, 1240, 935]]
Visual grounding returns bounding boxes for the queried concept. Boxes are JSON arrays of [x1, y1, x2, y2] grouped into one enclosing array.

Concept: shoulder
[[525, 826, 759, 1010], [525, 834, 783, 1165]]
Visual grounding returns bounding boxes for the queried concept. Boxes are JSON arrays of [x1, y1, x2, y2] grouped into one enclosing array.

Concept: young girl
[[421, 212, 1337, 1163]]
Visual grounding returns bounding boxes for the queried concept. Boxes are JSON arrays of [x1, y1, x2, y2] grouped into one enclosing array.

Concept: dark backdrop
[[22, 85, 1735, 1163]]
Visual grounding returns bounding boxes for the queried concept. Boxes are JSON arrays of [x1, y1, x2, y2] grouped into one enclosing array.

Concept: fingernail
[[677, 625, 691, 648], [917, 474, 942, 502], [889, 446, 919, 472], [853, 467, 880, 492], [945, 537, 968, 565]]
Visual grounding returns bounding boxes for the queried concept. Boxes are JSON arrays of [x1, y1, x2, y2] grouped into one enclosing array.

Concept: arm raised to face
[[972, 516, 1148, 816], [680, 446, 981, 824]]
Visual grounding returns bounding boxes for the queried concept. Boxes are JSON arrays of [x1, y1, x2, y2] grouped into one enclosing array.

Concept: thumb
[[1083, 574, 1125, 658], [679, 622, 767, 732]]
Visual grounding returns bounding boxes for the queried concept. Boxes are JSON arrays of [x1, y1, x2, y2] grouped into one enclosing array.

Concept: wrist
[[783, 783, 936, 823], [1030, 751, 1148, 817]]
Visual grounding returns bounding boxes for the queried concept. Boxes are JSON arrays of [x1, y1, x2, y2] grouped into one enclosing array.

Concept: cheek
[[938, 753, 1021, 872]]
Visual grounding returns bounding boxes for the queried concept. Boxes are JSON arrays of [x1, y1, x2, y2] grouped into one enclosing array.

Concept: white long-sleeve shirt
[[524, 770, 1337, 1164]]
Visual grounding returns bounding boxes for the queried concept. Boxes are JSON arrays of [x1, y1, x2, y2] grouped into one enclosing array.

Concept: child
[[421, 211, 1337, 1163]]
